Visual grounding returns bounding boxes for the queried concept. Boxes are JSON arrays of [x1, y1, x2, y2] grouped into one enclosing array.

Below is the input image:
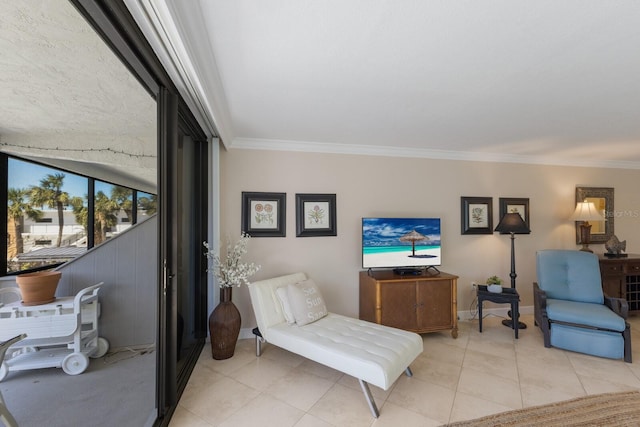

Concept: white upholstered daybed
[[247, 273, 423, 417]]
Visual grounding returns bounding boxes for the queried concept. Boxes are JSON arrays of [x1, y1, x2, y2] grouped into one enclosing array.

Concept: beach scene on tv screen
[[362, 218, 441, 268]]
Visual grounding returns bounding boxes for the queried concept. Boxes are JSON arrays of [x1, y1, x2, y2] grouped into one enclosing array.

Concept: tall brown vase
[[209, 287, 241, 360]]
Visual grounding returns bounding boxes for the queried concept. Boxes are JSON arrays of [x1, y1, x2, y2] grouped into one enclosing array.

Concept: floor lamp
[[569, 201, 604, 253], [494, 212, 530, 329]]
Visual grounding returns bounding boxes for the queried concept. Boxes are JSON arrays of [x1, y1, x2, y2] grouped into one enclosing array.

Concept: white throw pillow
[[275, 286, 296, 324], [287, 279, 328, 326]]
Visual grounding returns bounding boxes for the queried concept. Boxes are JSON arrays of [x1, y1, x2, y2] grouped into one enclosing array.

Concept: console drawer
[[600, 262, 626, 276]]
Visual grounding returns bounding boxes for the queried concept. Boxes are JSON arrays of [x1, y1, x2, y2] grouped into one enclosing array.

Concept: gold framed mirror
[[575, 187, 614, 245]]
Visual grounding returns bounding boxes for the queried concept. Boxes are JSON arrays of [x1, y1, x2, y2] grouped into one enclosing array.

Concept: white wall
[[219, 148, 640, 334]]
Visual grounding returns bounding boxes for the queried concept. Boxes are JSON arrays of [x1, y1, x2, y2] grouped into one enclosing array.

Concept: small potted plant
[[486, 275, 503, 293]]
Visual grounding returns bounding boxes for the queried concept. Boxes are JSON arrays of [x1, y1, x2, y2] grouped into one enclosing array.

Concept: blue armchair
[[534, 250, 631, 362]]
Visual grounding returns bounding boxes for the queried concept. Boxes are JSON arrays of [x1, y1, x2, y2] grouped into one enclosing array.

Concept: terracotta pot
[[16, 271, 62, 306], [209, 287, 241, 360]]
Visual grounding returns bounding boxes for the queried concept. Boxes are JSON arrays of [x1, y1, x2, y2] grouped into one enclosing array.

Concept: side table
[[477, 285, 520, 339]]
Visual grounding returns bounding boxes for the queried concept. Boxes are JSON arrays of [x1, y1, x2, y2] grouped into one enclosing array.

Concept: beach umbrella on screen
[[399, 230, 429, 256]]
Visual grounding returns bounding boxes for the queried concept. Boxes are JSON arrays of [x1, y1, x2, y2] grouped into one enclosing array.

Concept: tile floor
[[169, 314, 640, 427]]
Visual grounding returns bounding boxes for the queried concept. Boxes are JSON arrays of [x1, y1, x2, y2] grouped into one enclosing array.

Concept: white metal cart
[[0, 282, 109, 381]]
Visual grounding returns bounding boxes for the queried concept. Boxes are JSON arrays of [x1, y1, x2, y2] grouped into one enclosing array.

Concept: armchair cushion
[[536, 250, 604, 304], [546, 299, 626, 332]]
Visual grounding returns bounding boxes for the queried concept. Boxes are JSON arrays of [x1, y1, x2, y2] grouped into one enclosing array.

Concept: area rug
[[447, 391, 640, 426]]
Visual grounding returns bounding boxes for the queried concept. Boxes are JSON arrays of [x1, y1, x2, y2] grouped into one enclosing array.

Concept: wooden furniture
[[359, 270, 458, 338], [598, 254, 640, 311], [477, 285, 520, 338]]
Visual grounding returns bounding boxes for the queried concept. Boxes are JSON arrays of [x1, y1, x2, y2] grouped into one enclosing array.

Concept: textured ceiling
[[0, 0, 157, 192], [159, 0, 640, 168]]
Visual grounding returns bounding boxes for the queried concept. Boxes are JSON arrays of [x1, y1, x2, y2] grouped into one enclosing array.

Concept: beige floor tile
[[178, 376, 260, 425], [176, 317, 640, 426], [386, 375, 455, 424], [309, 383, 379, 427], [462, 349, 518, 382], [168, 406, 212, 427], [293, 413, 335, 427], [466, 334, 516, 360], [520, 382, 585, 407], [267, 367, 337, 411], [421, 339, 466, 366], [457, 366, 522, 409], [423, 328, 468, 349], [517, 359, 585, 397], [228, 355, 296, 391], [217, 393, 304, 427], [198, 348, 257, 376], [567, 352, 640, 388], [578, 375, 640, 395], [371, 401, 441, 427], [449, 391, 515, 423], [410, 354, 462, 390]]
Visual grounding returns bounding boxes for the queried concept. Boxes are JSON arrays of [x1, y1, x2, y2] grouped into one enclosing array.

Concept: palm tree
[[7, 187, 42, 258], [138, 194, 157, 216], [29, 173, 70, 247], [70, 195, 88, 230], [110, 186, 133, 221], [94, 190, 119, 244]]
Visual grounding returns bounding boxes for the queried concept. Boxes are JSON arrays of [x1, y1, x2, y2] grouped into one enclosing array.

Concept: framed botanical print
[[241, 191, 286, 237], [295, 193, 337, 237], [498, 197, 530, 233], [461, 196, 493, 235]]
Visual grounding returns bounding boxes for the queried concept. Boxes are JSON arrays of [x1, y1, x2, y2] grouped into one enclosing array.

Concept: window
[[4, 156, 156, 275]]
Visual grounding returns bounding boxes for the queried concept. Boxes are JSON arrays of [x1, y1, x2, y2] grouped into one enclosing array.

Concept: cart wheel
[[0, 362, 7, 382], [62, 353, 89, 375], [91, 337, 110, 359]]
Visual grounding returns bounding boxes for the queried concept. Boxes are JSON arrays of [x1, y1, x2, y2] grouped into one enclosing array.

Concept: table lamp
[[494, 212, 530, 329], [569, 201, 604, 253]]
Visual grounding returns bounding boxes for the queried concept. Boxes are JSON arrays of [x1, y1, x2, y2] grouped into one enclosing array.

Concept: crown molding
[[232, 137, 640, 170]]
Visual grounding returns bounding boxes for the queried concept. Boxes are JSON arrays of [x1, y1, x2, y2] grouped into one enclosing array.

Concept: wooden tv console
[[359, 270, 458, 338]]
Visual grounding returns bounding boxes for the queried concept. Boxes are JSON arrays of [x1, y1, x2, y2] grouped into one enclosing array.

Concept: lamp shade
[[569, 201, 605, 222], [494, 212, 530, 234]]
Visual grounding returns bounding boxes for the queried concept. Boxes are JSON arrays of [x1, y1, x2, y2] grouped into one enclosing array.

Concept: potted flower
[[486, 275, 503, 293], [203, 232, 260, 360]]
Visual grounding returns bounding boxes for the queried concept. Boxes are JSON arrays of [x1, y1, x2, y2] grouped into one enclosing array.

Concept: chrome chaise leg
[[358, 379, 380, 418], [252, 327, 264, 357], [405, 366, 413, 377]]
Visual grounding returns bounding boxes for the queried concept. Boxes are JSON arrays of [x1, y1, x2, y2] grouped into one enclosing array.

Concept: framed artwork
[[498, 197, 530, 233], [241, 191, 286, 237], [461, 196, 493, 235], [295, 193, 337, 237]]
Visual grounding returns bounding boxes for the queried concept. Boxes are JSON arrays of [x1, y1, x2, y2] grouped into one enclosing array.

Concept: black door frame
[[71, 1, 209, 424]]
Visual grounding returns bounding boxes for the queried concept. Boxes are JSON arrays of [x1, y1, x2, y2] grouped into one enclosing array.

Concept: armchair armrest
[[604, 295, 629, 320], [533, 282, 547, 310]]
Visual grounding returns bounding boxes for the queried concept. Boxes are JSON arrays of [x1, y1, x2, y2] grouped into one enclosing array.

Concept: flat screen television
[[362, 217, 441, 275]]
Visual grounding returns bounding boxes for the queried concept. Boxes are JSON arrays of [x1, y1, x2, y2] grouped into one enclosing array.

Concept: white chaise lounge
[[247, 273, 423, 417]]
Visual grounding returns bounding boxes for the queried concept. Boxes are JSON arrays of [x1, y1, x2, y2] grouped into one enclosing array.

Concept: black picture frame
[[498, 197, 530, 233], [241, 191, 286, 237], [295, 193, 337, 237], [461, 196, 493, 235]]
